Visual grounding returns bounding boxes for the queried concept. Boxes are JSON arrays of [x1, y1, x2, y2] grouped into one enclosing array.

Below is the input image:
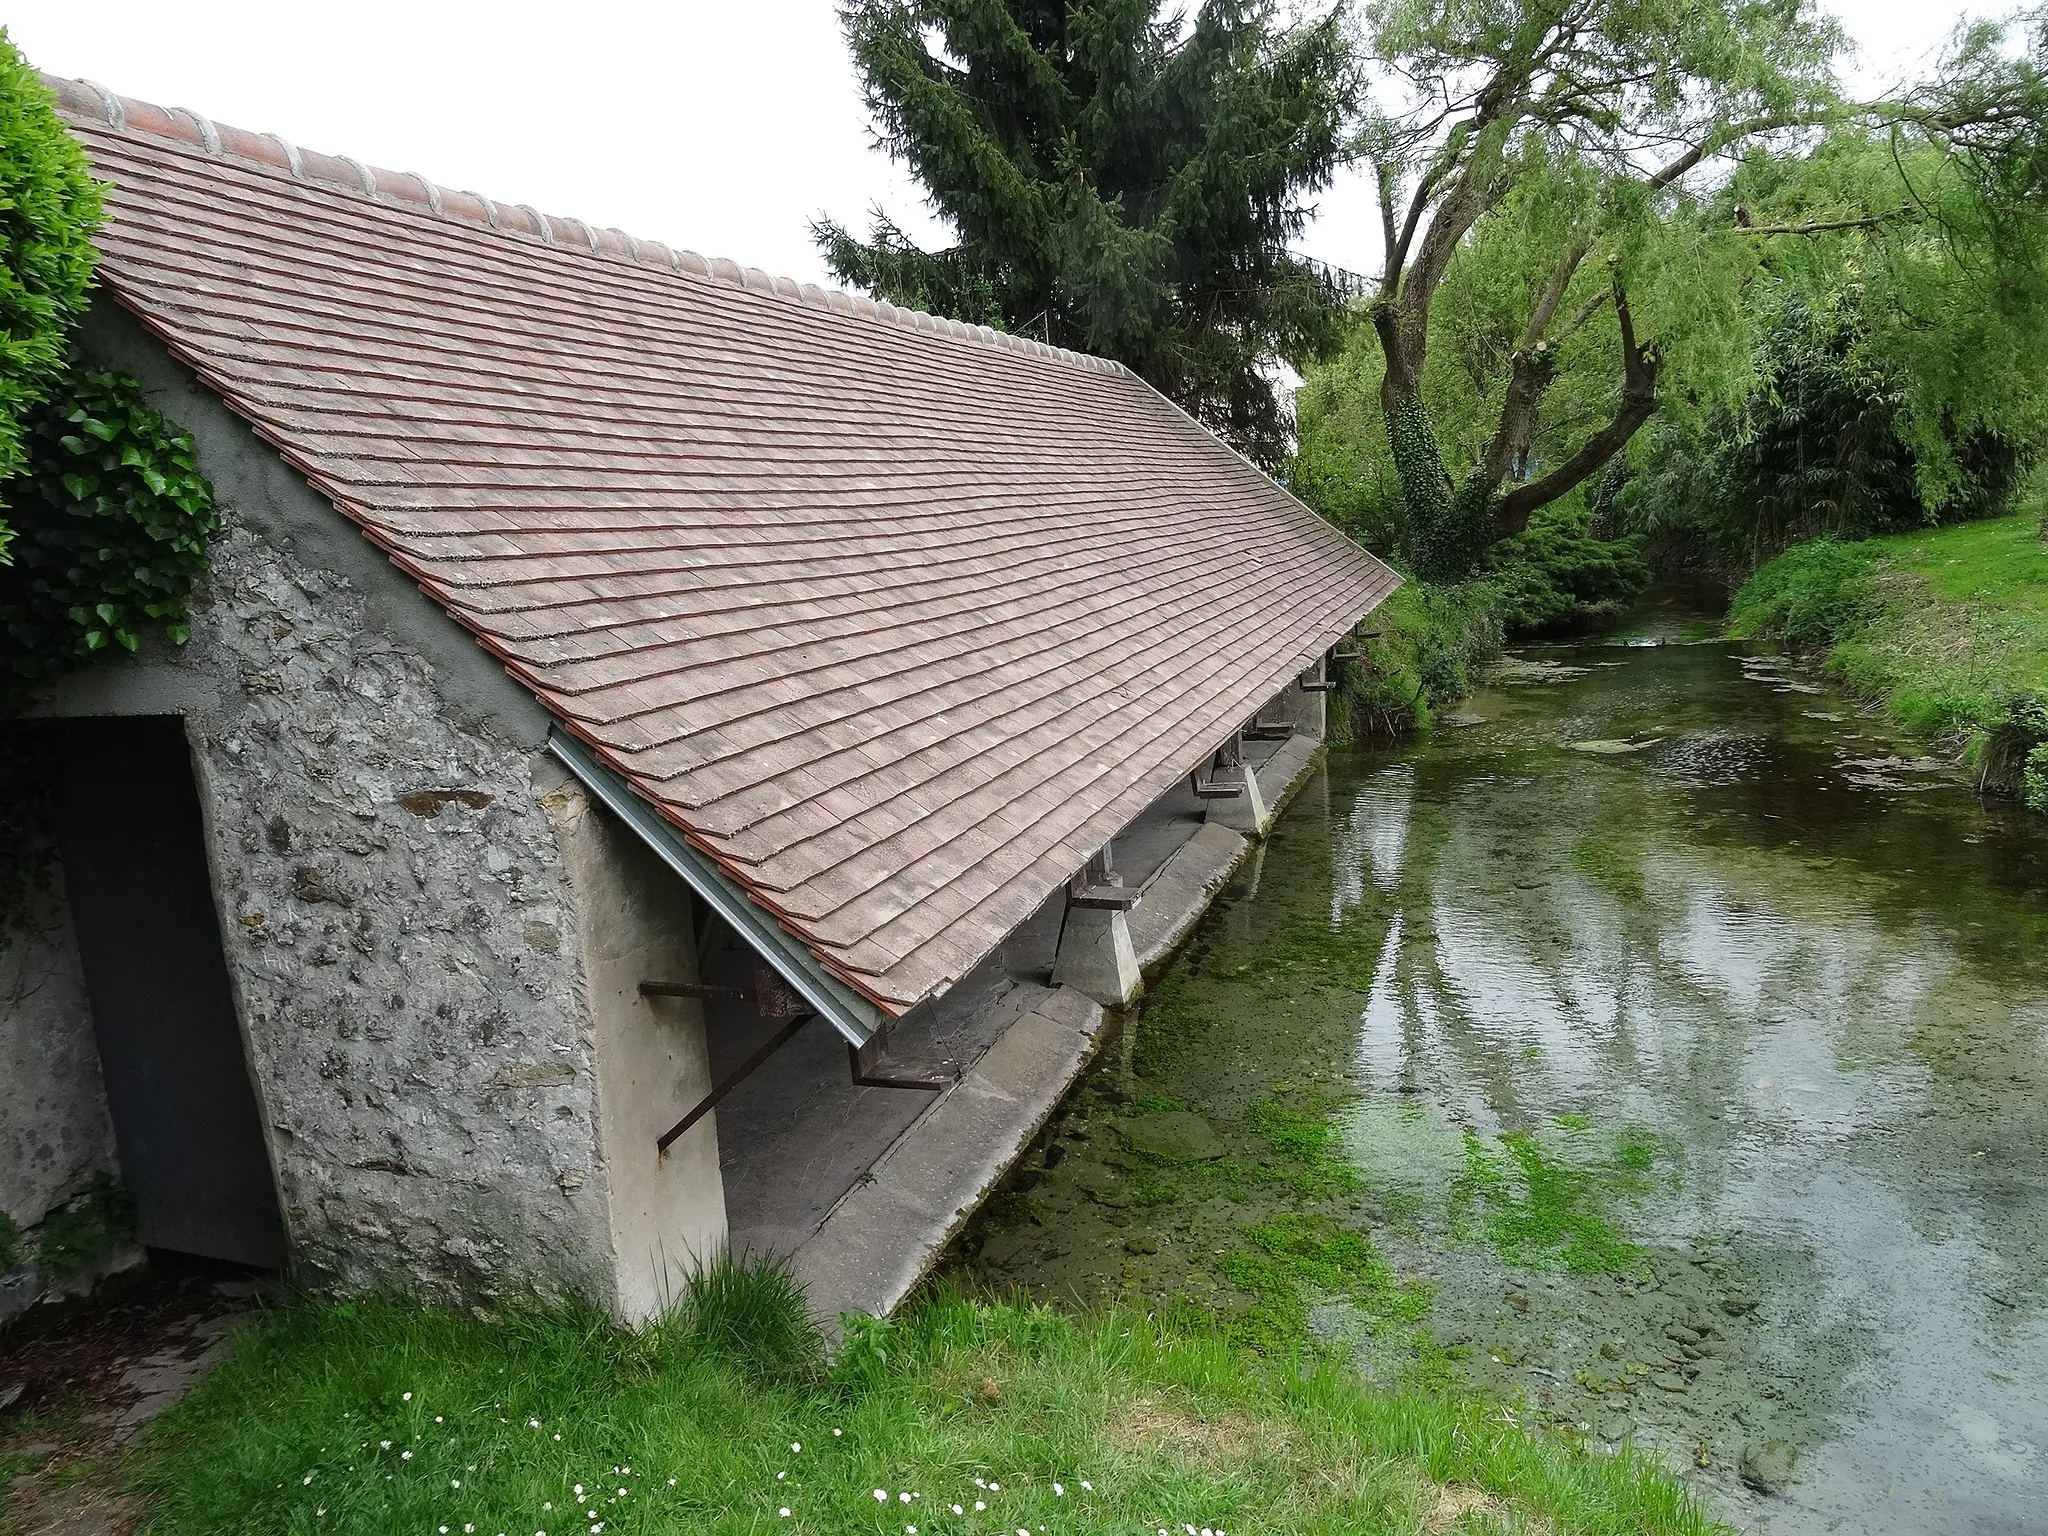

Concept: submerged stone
[[1119, 1110, 1224, 1162], [1739, 1438, 1798, 1494], [1568, 738, 1661, 755]]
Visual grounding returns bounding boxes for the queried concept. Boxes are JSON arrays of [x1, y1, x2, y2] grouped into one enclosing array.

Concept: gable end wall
[[18, 300, 641, 1309]]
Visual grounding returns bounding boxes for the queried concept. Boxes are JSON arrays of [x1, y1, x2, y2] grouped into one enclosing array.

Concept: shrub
[[0, 31, 103, 549], [2026, 742, 2048, 812], [1338, 578, 1504, 737], [1480, 499, 1650, 633], [1727, 537, 1880, 649]]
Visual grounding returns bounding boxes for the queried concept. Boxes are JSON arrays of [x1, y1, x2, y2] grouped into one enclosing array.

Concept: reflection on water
[[952, 642, 2048, 1534]]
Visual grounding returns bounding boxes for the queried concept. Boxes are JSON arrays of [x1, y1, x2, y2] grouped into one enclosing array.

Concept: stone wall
[[6, 300, 727, 1313], [0, 849, 118, 1229], [175, 523, 617, 1305]]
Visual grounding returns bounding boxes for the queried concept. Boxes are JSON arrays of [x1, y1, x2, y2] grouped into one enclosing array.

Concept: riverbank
[[1727, 510, 2048, 806], [14, 1270, 1720, 1536], [1338, 579, 1504, 738], [955, 639, 2048, 1533]]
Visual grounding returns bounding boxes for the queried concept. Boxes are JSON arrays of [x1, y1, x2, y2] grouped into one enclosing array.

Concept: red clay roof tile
[[49, 73, 1399, 1016]]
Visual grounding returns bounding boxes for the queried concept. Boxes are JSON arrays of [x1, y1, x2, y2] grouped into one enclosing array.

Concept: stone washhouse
[[0, 76, 1398, 1328]]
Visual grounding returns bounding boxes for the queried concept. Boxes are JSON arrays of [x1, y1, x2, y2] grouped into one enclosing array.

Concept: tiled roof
[[49, 75, 1400, 1017]]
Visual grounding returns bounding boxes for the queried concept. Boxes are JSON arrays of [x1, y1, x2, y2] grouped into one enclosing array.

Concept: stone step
[[790, 984, 1106, 1333]]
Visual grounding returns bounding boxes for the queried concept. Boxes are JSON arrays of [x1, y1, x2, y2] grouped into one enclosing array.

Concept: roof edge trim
[[548, 729, 884, 1048]]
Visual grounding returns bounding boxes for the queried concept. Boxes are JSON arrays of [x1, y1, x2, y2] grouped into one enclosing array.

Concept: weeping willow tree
[[1348, 0, 1843, 578], [1624, 11, 2048, 563]]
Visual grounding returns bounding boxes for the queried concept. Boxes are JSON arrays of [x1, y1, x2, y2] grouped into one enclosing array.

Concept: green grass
[[1728, 511, 2048, 800], [126, 1264, 1724, 1536]]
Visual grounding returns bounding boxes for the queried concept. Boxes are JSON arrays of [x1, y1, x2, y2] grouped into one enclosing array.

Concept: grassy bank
[[1728, 511, 2048, 805], [1337, 580, 1504, 738], [115, 1263, 1720, 1536]]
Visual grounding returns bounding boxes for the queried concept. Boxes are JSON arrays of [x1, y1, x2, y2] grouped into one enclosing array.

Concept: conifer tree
[[819, 0, 1356, 468]]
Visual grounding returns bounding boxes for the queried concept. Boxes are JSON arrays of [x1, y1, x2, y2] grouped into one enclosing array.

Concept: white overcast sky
[[8, 1, 1990, 290]]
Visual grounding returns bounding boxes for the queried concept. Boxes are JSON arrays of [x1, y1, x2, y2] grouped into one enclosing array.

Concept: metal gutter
[[547, 729, 884, 1048]]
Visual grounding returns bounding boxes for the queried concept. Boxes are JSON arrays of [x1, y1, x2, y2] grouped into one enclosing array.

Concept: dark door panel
[[57, 716, 287, 1269]]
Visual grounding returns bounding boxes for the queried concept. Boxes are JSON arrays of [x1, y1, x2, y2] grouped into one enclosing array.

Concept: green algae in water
[[1570, 828, 1647, 900], [949, 635, 2048, 1531], [1448, 1124, 1680, 1274], [1216, 1213, 1430, 1353], [1249, 1094, 1364, 1198]]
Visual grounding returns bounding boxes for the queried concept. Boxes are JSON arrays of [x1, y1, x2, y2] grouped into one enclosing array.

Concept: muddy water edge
[[940, 635, 2048, 1535]]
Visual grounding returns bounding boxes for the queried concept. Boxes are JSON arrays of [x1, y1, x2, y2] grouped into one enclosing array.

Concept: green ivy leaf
[[7, 368, 218, 681]]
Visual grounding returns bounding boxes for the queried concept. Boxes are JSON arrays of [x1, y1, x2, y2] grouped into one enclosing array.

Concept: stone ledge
[[1256, 731, 1325, 815], [1128, 822, 1250, 973], [790, 984, 1107, 1332]]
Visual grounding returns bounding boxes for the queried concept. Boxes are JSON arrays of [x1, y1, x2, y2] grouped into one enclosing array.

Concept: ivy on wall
[[0, 366, 219, 680], [0, 42, 222, 939]]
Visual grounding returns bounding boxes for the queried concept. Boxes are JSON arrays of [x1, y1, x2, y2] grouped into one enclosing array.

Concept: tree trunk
[[1490, 269, 1661, 539]]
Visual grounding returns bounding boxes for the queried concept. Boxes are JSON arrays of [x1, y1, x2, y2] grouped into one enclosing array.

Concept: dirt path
[[1, 1260, 270, 1535]]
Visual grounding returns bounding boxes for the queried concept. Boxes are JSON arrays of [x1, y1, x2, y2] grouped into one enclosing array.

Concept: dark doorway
[[56, 716, 286, 1269]]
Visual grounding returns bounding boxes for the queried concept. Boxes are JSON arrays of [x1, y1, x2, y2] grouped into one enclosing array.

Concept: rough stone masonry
[[1, 301, 727, 1319]]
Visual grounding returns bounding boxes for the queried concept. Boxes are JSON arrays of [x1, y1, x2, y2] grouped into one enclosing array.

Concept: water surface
[[949, 640, 2048, 1534]]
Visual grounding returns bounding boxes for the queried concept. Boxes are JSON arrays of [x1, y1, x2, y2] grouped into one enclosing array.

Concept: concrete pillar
[[1051, 904, 1141, 1007], [1204, 742, 1271, 837], [555, 786, 728, 1325], [1051, 846, 1141, 1007], [1260, 670, 1328, 740]]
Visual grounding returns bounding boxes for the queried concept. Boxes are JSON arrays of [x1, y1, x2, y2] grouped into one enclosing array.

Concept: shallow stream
[[946, 633, 2048, 1533]]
